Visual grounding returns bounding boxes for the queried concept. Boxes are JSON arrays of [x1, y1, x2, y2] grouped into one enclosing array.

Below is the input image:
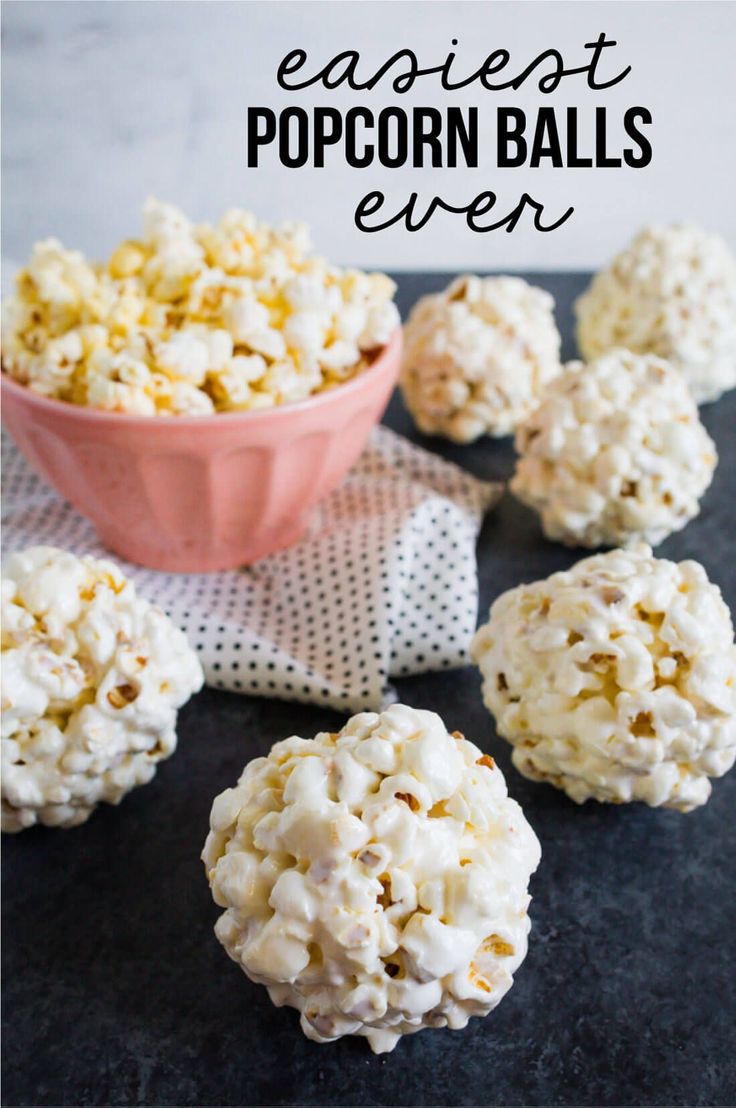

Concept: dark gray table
[[3, 274, 735, 1108]]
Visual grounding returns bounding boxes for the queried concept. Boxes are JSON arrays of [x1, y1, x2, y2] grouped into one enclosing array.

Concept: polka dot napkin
[[2, 428, 500, 711]]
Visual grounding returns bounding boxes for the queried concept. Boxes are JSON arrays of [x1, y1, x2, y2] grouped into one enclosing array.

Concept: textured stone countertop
[[2, 273, 734, 1107]]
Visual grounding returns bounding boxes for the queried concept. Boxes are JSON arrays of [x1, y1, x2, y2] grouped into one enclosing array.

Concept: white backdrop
[[2, 0, 735, 274]]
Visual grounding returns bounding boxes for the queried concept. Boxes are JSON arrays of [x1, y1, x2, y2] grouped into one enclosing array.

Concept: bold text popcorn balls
[[202, 704, 541, 1054], [399, 275, 562, 442], [472, 545, 736, 812], [1, 198, 400, 415], [1, 547, 204, 831], [511, 349, 717, 548], [575, 224, 736, 403]]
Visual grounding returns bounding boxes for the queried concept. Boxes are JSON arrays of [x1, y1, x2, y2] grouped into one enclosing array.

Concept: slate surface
[[2, 273, 735, 1108]]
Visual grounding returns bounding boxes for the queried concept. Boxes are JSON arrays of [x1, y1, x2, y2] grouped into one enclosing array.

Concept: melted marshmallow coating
[[202, 704, 541, 1054], [511, 349, 717, 548], [576, 224, 736, 403], [399, 275, 562, 442], [1, 198, 399, 415], [472, 545, 736, 811], [1, 546, 204, 831]]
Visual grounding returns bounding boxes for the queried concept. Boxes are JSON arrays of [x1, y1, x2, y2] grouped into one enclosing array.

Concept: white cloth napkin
[[1, 427, 500, 712]]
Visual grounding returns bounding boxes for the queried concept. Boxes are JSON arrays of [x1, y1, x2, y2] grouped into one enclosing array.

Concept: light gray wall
[[2, 0, 734, 275]]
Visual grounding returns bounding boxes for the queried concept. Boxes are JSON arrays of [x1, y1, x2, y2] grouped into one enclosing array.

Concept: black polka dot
[[2, 425, 496, 717]]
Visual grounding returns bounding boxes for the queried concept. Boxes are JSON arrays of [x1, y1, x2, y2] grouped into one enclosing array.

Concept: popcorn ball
[[202, 704, 541, 1054], [399, 275, 562, 442], [511, 349, 717, 548], [1, 546, 204, 831], [472, 545, 736, 812], [576, 224, 736, 403], [1, 198, 400, 415]]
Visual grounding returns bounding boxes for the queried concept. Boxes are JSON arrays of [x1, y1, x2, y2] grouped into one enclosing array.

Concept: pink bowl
[[1, 329, 402, 572]]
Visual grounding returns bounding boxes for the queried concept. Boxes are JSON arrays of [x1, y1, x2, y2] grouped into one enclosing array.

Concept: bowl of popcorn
[[1, 200, 401, 571]]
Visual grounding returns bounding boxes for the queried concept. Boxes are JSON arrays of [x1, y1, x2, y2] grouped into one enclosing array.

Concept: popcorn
[[202, 704, 540, 1054], [24, 238, 99, 326], [142, 196, 199, 253], [399, 275, 562, 442], [223, 296, 272, 344], [86, 377, 157, 417], [154, 331, 210, 385], [576, 225, 736, 403], [2, 199, 400, 416], [320, 339, 361, 374], [361, 300, 401, 349], [511, 349, 717, 548], [1, 546, 204, 831], [471, 545, 736, 812], [283, 309, 329, 357], [261, 360, 321, 405], [208, 354, 268, 410], [108, 241, 147, 280], [168, 381, 216, 416]]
